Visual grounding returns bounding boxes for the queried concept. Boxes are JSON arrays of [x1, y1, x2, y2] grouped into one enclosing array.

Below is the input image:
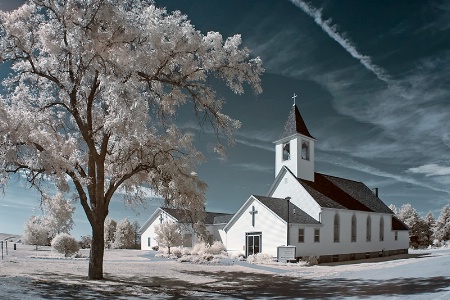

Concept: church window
[[301, 140, 310, 161], [351, 215, 357, 242], [298, 228, 304, 243], [379, 217, 384, 241], [334, 213, 340, 243], [394, 230, 398, 241], [366, 216, 371, 242], [314, 229, 320, 242], [283, 142, 290, 160], [148, 237, 151, 247]]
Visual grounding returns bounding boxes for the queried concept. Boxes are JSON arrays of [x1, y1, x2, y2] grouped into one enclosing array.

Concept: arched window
[[379, 217, 384, 241], [366, 215, 371, 242], [334, 213, 340, 243], [351, 215, 357, 242]]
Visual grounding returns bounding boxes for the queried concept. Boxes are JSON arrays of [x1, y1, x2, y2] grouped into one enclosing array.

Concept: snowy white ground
[[1, 243, 450, 299]]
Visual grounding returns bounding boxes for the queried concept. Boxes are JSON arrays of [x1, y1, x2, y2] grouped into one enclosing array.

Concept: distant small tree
[[22, 216, 49, 250], [424, 212, 436, 245], [397, 204, 420, 228], [112, 218, 135, 249], [435, 205, 450, 241], [51, 233, 80, 257], [42, 193, 75, 240], [132, 221, 141, 249], [395, 203, 431, 248], [155, 221, 182, 255], [79, 235, 92, 249], [104, 217, 117, 249]]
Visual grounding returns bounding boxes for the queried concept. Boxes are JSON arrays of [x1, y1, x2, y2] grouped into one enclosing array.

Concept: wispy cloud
[[230, 162, 272, 173], [407, 164, 450, 177], [289, 0, 391, 84], [318, 152, 450, 195]]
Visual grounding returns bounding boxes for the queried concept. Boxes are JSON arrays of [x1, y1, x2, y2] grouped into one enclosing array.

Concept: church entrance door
[[246, 232, 262, 257]]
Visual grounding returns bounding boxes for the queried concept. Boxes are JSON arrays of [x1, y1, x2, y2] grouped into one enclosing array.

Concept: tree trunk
[[89, 223, 105, 280]]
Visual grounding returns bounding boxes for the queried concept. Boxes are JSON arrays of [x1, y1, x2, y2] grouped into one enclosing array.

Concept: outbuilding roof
[[160, 207, 233, 225]]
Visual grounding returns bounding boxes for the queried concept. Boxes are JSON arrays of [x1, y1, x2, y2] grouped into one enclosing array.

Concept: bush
[[51, 233, 80, 257], [208, 241, 226, 255], [247, 253, 274, 264], [151, 245, 159, 251]]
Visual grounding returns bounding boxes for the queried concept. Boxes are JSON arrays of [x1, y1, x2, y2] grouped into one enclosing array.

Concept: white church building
[[140, 103, 409, 263]]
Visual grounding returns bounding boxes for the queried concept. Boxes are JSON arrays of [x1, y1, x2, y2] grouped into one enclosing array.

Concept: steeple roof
[[279, 104, 315, 140]]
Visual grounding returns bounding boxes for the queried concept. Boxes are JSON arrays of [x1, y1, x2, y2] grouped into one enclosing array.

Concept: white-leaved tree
[[104, 217, 117, 249], [435, 205, 450, 242], [154, 221, 182, 255], [42, 193, 75, 239], [0, 0, 263, 279], [23, 216, 49, 250], [112, 218, 134, 249]]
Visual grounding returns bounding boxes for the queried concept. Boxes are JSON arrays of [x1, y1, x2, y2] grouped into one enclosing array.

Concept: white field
[[1, 242, 450, 299]]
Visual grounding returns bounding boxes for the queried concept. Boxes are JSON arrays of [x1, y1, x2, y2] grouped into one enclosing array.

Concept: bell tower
[[274, 101, 316, 181]]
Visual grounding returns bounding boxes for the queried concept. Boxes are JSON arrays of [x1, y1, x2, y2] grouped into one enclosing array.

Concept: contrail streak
[[289, 0, 391, 84]]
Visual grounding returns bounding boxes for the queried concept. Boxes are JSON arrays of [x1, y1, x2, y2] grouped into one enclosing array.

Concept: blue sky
[[1, 0, 450, 237]]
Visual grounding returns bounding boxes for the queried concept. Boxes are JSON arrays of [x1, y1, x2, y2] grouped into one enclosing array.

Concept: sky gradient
[[1, 0, 450, 237]]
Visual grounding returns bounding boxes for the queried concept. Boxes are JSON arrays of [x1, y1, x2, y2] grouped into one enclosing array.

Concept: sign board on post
[[277, 245, 296, 262]]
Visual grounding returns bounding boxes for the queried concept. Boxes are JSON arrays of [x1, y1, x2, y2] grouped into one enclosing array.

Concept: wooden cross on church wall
[[249, 205, 258, 227]]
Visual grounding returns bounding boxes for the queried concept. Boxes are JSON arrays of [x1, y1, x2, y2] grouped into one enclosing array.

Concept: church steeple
[[279, 104, 315, 140], [274, 103, 316, 181]]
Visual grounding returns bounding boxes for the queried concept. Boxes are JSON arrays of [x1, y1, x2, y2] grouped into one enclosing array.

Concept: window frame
[[351, 214, 357, 242], [301, 139, 310, 161], [282, 142, 290, 161], [298, 228, 305, 243], [334, 213, 340, 243], [314, 228, 320, 243], [379, 217, 384, 242]]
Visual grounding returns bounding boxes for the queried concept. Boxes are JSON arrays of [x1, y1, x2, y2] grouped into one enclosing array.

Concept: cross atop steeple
[[292, 93, 297, 106]]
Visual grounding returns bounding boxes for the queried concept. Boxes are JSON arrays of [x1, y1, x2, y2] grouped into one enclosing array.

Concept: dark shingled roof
[[322, 174, 393, 214], [160, 207, 233, 225], [297, 172, 395, 214], [392, 216, 409, 230], [254, 195, 321, 224], [279, 105, 315, 140]]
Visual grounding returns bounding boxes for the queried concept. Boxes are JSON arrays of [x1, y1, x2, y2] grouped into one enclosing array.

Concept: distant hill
[[0, 233, 21, 242]]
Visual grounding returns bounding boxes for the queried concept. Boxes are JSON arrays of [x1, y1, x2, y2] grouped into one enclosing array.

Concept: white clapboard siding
[[225, 196, 286, 256]]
